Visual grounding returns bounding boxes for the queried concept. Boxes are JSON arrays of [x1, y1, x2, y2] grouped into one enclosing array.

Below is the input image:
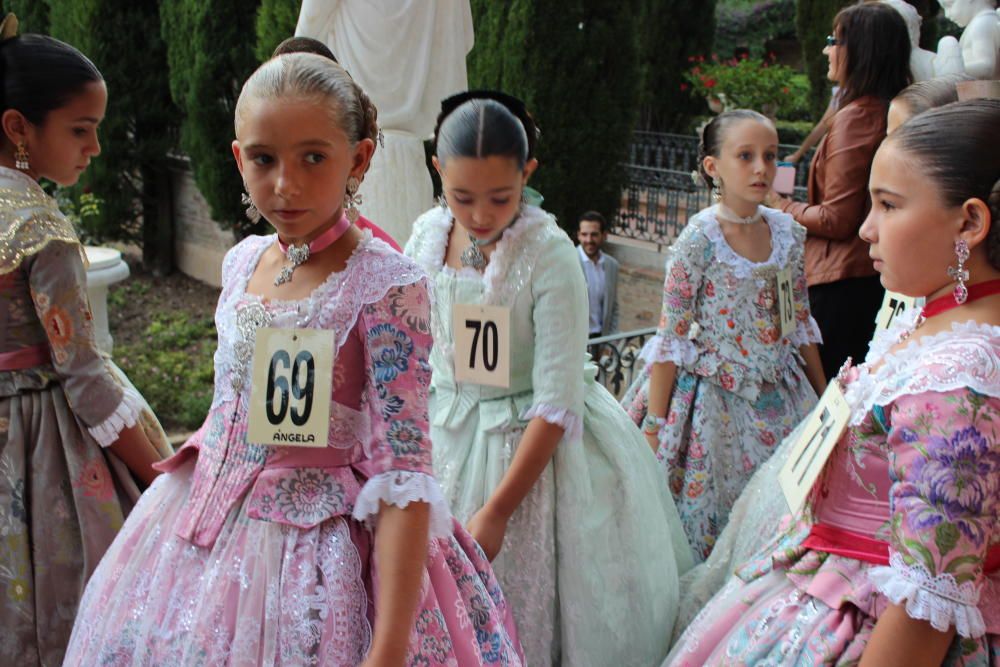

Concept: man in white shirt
[[576, 211, 620, 338]]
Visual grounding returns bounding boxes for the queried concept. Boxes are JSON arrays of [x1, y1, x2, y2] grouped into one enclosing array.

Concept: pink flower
[[704, 78, 717, 89], [719, 371, 735, 392], [75, 458, 114, 501], [680, 83, 689, 91]]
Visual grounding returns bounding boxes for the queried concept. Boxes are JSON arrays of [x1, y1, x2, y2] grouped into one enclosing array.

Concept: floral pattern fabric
[[65, 233, 523, 666], [623, 205, 821, 559], [666, 318, 1000, 666], [0, 166, 169, 665]]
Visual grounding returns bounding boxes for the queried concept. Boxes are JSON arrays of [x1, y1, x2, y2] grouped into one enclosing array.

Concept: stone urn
[[84, 246, 130, 355]]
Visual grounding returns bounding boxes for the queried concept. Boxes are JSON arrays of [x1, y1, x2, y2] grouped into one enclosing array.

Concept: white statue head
[[939, 0, 997, 27], [883, 0, 922, 47]]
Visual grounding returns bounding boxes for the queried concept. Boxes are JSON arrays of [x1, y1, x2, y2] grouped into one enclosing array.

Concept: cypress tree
[[47, 0, 178, 273], [255, 0, 302, 62], [161, 0, 264, 235], [468, 1, 640, 235], [795, 0, 852, 119]]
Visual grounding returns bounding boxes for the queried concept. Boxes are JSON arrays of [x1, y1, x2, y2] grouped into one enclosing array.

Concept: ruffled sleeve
[[522, 235, 586, 442], [26, 241, 140, 447], [638, 220, 709, 368], [785, 221, 823, 348], [868, 388, 1000, 638], [352, 277, 451, 538]]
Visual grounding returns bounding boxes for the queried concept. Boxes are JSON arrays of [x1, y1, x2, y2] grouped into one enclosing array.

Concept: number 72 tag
[[452, 303, 511, 388], [778, 380, 851, 513], [247, 327, 334, 447]]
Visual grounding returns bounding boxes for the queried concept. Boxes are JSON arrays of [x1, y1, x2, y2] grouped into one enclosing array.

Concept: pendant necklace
[[459, 218, 518, 271], [274, 214, 352, 286]]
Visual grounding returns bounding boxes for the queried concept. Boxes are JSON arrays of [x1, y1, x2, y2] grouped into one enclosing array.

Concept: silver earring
[[712, 182, 722, 202], [344, 176, 362, 223], [14, 143, 29, 171], [947, 238, 970, 304], [241, 189, 261, 224]]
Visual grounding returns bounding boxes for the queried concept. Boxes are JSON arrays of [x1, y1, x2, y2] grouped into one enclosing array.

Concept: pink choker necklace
[[274, 214, 352, 286]]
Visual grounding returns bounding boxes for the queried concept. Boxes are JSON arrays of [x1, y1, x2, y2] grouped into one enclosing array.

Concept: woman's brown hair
[[833, 2, 912, 108]]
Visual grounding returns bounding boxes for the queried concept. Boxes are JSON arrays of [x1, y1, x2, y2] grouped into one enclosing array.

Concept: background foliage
[[255, 0, 303, 62]]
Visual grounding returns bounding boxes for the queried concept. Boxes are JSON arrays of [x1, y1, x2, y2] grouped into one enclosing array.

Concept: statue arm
[[961, 19, 1000, 78]]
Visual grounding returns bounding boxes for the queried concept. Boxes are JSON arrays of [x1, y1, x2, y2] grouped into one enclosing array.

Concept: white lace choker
[[716, 203, 763, 225]]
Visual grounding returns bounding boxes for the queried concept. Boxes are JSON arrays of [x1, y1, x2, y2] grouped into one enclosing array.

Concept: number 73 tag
[[247, 327, 334, 447], [452, 303, 511, 388], [778, 380, 851, 513], [777, 267, 795, 338]]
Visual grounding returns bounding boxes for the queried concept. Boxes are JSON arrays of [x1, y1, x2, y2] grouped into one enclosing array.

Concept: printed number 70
[[465, 319, 499, 371]]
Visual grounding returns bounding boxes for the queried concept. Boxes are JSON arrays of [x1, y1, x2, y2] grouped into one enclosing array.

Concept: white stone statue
[[295, 0, 474, 245], [882, 0, 937, 81], [935, 0, 1000, 79]]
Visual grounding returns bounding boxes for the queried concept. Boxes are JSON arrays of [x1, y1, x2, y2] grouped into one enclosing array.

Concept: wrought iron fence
[[587, 327, 657, 398], [615, 131, 813, 248]]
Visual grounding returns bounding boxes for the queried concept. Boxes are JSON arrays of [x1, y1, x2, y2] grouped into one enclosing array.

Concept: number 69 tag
[[453, 303, 511, 388], [247, 327, 334, 447], [778, 380, 851, 513]]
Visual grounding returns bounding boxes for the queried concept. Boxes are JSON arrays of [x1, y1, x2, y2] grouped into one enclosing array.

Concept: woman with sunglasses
[[767, 2, 911, 380]]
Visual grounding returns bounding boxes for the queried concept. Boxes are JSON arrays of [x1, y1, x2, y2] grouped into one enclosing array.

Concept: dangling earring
[[344, 176, 362, 223], [947, 238, 970, 304], [712, 179, 722, 202], [241, 187, 261, 224], [14, 142, 29, 171]]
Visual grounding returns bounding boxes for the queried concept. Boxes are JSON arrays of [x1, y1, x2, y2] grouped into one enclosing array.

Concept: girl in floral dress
[[65, 54, 522, 666], [624, 110, 826, 559], [406, 92, 693, 666], [667, 99, 1000, 666], [0, 21, 169, 664]]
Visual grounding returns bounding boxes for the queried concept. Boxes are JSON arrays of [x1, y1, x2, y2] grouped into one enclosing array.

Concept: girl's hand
[[467, 506, 509, 561], [765, 190, 789, 209], [644, 432, 660, 454]]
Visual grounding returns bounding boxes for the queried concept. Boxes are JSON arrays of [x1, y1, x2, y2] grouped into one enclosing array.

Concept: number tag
[[778, 380, 851, 513], [874, 290, 917, 332], [452, 303, 511, 388], [247, 327, 334, 447], [777, 267, 796, 338]]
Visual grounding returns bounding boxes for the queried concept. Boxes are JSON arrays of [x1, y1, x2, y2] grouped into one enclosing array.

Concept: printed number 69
[[265, 350, 315, 426]]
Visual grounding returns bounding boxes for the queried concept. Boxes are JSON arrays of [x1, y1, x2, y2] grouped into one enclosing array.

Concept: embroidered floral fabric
[[623, 206, 821, 558], [64, 232, 523, 666], [407, 205, 692, 667], [666, 319, 1000, 665]]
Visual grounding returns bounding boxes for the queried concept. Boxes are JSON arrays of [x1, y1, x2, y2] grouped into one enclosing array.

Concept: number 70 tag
[[452, 303, 511, 388], [247, 327, 334, 447], [778, 380, 851, 513]]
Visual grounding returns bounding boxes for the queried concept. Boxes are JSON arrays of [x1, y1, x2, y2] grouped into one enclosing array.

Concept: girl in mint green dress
[[405, 92, 694, 666]]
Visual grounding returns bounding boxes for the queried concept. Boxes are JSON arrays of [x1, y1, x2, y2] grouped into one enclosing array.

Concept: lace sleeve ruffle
[[352, 470, 452, 540], [788, 315, 823, 347], [637, 333, 699, 368], [869, 553, 986, 638], [521, 402, 584, 443], [87, 385, 144, 448]]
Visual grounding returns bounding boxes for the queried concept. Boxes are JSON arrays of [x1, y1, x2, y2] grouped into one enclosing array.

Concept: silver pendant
[[460, 243, 487, 271], [274, 243, 311, 286]]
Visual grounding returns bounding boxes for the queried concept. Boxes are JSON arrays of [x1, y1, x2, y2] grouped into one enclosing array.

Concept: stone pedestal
[[84, 246, 130, 355]]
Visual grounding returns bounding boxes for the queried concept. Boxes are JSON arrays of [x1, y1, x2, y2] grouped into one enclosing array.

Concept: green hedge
[[795, 0, 852, 120], [468, 1, 639, 235], [255, 0, 302, 62], [715, 0, 796, 60], [161, 0, 264, 236]]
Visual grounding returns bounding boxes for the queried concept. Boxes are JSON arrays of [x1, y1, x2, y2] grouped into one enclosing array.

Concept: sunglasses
[[826, 35, 840, 47]]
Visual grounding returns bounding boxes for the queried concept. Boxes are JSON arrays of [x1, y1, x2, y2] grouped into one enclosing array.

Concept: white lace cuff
[[788, 316, 823, 347], [88, 386, 144, 448], [638, 333, 699, 368], [352, 470, 452, 540], [870, 552, 986, 638], [521, 403, 584, 443]]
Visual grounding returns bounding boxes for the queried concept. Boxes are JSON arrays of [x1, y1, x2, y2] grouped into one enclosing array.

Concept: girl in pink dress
[[65, 53, 522, 666], [667, 99, 1000, 665]]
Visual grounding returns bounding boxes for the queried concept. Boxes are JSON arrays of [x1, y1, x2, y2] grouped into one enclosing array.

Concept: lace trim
[[637, 333, 699, 367], [351, 470, 452, 539], [845, 317, 1000, 425], [698, 205, 796, 280], [870, 552, 986, 638], [88, 386, 144, 447], [407, 205, 452, 276], [787, 315, 823, 347], [520, 402, 584, 443]]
